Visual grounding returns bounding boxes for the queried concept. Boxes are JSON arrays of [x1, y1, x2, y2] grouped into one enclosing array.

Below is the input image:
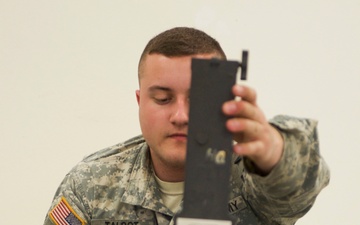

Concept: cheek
[[139, 103, 167, 132]]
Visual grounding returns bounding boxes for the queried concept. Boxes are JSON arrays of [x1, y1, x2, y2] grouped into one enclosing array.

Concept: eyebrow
[[148, 85, 172, 93]]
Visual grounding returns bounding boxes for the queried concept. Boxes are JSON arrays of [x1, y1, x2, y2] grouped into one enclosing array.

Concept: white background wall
[[1, 0, 359, 224]]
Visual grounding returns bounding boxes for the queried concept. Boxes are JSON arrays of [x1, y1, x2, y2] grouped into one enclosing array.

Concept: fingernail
[[234, 145, 243, 154], [235, 85, 244, 93], [224, 103, 236, 113]]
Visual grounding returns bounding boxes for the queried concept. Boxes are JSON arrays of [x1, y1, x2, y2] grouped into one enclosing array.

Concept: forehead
[[139, 53, 218, 80]]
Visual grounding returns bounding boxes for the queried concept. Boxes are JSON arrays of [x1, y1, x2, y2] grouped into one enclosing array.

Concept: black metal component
[[240, 51, 248, 80], [175, 51, 249, 225]]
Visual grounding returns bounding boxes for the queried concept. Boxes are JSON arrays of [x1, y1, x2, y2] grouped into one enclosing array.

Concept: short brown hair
[[138, 27, 226, 78]]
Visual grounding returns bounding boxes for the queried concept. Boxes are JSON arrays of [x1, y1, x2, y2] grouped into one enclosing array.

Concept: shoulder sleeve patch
[[49, 196, 85, 225]]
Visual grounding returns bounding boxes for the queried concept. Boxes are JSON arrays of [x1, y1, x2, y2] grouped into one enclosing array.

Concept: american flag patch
[[49, 197, 85, 225]]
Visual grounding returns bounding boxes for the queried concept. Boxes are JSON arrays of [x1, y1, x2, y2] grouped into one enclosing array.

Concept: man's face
[[136, 53, 217, 171]]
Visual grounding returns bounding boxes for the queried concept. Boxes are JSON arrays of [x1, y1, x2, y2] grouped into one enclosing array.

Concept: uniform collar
[[120, 142, 174, 216]]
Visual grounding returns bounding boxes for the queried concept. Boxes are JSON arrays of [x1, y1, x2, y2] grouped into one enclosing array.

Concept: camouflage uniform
[[44, 115, 330, 225]]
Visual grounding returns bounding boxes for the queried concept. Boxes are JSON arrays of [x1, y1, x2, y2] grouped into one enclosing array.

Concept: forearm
[[243, 115, 330, 224]]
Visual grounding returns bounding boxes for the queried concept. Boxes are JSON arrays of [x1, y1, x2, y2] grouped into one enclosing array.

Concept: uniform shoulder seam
[[81, 135, 145, 163]]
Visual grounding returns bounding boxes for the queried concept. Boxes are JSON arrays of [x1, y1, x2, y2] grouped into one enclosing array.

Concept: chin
[[165, 154, 186, 168]]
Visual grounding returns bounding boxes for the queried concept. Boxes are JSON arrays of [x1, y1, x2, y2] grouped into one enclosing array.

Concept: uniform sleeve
[[242, 115, 330, 224], [43, 164, 92, 225]]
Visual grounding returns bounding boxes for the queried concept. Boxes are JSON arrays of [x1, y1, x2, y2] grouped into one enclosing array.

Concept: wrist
[[251, 125, 284, 175]]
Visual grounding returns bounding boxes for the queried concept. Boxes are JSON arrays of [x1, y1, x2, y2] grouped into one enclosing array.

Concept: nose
[[170, 98, 189, 127]]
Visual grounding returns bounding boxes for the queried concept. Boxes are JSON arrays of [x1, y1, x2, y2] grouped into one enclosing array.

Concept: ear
[[135, 90, 140, 105]]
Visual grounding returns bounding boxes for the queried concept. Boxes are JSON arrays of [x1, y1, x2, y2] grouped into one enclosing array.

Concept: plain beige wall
[[1, 0, 359, 224]]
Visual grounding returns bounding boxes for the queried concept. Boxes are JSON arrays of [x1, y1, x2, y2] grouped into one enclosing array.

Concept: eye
[[154, 97, 172, 105]]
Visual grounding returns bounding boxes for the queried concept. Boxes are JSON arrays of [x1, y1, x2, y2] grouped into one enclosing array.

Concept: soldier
[[44, 27, 330, 225]]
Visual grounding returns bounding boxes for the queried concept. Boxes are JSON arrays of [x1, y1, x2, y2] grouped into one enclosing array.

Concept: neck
[[155, 165, 185, 182], [151, 159, 185, 182]]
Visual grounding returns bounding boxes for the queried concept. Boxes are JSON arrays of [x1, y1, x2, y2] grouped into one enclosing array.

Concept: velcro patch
[[228, 196, 247, 214], [49, 197, 85, 225]]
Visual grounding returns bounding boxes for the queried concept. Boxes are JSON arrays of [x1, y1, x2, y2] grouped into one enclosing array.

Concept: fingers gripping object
[[175, 51, 248, 225]]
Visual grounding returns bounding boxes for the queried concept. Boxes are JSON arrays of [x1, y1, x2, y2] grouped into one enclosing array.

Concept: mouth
[[168, 133, 188, 141]]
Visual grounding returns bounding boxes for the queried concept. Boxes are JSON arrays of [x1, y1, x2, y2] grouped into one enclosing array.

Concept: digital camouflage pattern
[[44, 115, 330, 225]]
